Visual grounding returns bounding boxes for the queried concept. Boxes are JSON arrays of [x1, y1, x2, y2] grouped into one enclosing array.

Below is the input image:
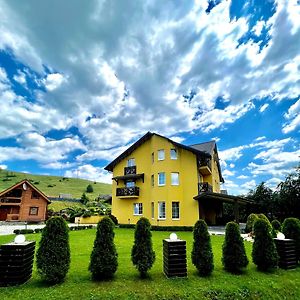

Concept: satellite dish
[[23, 183, 27, 190]]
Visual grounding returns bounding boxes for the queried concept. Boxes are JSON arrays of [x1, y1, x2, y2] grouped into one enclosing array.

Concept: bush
[[222, 222, 248, 273], [257, 214, 272, 231], [245, 213, 259, 233], [13, 229, 34, 234], [282, 217, 300, 262], [271, 220, 281, 237], [13, 229, 21, 234], [131, 217, 155, 277], [191, 219, 214, 276], [82, 211, 92, 218], [80, 193, 89, 205], [89, 217, 118, 280], [86, 184, 94, 193], [108, 214, 118, 225], [35, 228, 43, 233], [36, 216, 70, 283], [252, 219, 278, 271]]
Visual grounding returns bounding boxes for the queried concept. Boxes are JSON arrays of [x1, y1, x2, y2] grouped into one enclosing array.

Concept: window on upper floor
[[170, 149, 177, 160], [29, 207, 39, 216], [158, 172, 166, 186], [171, 172, 179, 185], [127, 158, 135, 167], [151, 152, 154, 164], [158, 149, 165, 161], [31, 191, 39, 199], [172, 202, 180, 219], [151, 174, 154, 187], [126, 181, 135, 188], [133, 203, 143, 215], [158, 201, 166, 219]]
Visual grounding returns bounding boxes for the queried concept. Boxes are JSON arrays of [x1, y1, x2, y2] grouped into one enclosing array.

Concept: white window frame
[[158, 172, 166, 186], [127, 158, 135, 167], [170, 149, 177, 160], [171, 172, 179, 186], [172, 202, 180, 220], [151, 202, 154, 219], [158, 201, 166, 219], [133, 203, 143, 216], [158, 149, 165, 161]]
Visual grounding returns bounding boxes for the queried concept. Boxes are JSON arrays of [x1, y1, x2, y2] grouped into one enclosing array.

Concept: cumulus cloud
[[282, 98, 300, 133]]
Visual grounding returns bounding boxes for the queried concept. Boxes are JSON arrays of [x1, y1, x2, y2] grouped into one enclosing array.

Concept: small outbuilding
[[0, 180, 50, 222]]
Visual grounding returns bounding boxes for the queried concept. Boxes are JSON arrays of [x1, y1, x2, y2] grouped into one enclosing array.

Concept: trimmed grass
[[0, 169, 111, 199], [0, 229, 299, 299]]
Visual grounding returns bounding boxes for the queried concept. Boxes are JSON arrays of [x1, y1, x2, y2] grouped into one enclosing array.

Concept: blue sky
[[0, 0, 299, 195]]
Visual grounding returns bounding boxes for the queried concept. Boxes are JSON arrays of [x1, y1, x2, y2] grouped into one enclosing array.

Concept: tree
[[131, 217, 155, 278], [80, 192, 89, 205], [191, 219, 214, 276], [245, 213, 259, 233], [252, 219, 278, 271], [86, 184, 94, 193], [36, 216, 70, 284], [282, 217, 300, 263], [222, 222, 248, 273], [89, 217, 118, 280]]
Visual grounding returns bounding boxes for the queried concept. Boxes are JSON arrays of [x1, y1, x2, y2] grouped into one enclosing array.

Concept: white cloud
[[259, 103, 269, 113], [255, 136, 266, 141], [282, 98, 300, 133], [237, 175, 248, 179], [64, 164, 112, 184], [13, 70, 27, 85], [43, 73, 66, 91], [0, 164, 7, 170]]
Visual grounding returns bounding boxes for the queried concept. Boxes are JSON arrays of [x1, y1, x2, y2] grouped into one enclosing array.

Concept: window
[[151, 174, 154, 187], [29, 207, 39, 216], [126, 181, 135, 188], [127, 158, 135, 167], [171, 172, 179, 185], [151, 152, 154, 164], [31, 191, 39, 199], [158, 172, 166, 186], [158, 201, 166, 219], [158, 149, 165, 161], [172, 202, 180, 219], [133, 203, 143, 215], [151, 202, 154, 219], [170, 149, 177, 160]]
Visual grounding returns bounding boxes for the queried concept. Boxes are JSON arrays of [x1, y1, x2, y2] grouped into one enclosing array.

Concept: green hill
[[0, 169, 111, 199]]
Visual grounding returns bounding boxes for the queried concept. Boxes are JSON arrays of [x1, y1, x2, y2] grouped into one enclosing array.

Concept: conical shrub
[[222, 222, 248, 273], [131, 217, 155, 277], [191, 219, 214, 276], [252, 219, 278, 271], [282, 217, 300, 263], [271, 219, 281, 238], [89, 217, 118, 280], [36, 216, 70, 284]]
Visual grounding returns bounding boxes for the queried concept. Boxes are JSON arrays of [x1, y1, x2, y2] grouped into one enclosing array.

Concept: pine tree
[[131, 217, 155, 278], [36, 216, 70, 284], [89, 217, 118, 280], [252, 219, 278, 271], [282, 217, 300, 263], [222, 222, 248, 273], [191, 219, 214, 276]]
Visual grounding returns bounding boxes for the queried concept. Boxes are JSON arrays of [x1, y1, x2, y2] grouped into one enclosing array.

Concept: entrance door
[[0, 207, 11, 221]]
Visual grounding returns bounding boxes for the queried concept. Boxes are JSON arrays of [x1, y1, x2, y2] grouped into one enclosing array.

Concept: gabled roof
[[0, 179, 51, 203], [104, 132, 211, 172]]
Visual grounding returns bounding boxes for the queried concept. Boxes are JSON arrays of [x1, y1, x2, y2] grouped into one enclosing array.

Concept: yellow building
[[105, 132, 246, 226]]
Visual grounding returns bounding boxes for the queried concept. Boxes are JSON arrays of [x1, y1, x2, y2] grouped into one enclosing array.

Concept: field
[[0, 169, 111, 199], [0, 228, 299, 300]]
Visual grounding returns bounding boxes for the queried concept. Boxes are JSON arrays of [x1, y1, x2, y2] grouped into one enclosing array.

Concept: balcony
[[198, 182, 213, 193], [124, 166, 136, 175], [198, 158, 212, 175], [0, 198, 22, 205], [116, 186, 140, 198]]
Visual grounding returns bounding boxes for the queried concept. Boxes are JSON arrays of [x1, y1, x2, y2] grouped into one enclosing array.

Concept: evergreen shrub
[[108, 214, 118, 225], [36, 216, 70, 283], [245, 213, 259, 233], [222, 222, 248, 273], [252, 219, 278, 271], [282, 217, 300, 262], [131, 217, 155, 277], [271, 220, 281, 238], [191, 219, 214, 276], [89, 217, 118, 280]]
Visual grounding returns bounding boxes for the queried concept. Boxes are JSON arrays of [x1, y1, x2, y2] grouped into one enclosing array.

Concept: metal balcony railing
[[116, 186, 140, 197], [198, 182, 213, 193], [199, 158, 212, 171], [0, 198, 22, 204], [124, 166, 137, 175]]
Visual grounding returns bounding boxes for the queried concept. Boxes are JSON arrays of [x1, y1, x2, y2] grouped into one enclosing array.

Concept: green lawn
[[0, 169, 111, 199], [0, 229, 299, 300]]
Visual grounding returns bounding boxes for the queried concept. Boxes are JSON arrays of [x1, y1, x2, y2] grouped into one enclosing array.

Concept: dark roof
[[105, 132, 210, 172], [189, 141, 216, 155], [0, 179, 50, 203]]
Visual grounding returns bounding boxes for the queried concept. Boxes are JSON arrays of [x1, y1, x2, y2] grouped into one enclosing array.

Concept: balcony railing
[[198, 182, 213, 193], [116, 186, 140, 197], [199, 158, 212, 171], [0, 198, 22, 204], [124, 166, 137, 175]]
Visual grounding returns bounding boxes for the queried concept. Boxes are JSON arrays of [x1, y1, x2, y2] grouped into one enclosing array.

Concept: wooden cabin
[[0, 180, 50, 222]]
